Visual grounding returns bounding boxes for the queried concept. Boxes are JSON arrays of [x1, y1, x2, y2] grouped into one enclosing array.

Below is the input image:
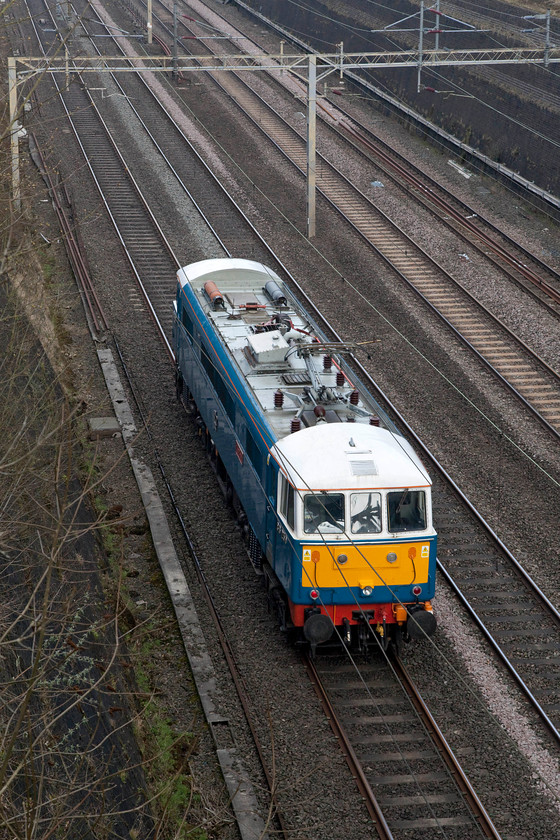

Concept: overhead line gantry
[[9, 40, 560, 232]]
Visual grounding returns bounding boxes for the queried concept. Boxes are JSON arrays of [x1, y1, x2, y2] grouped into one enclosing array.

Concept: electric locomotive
[[173, 258, 437, 653]]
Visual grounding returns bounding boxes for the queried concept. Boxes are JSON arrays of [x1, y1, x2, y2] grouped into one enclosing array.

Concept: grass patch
[[133, 623, 206, 840]]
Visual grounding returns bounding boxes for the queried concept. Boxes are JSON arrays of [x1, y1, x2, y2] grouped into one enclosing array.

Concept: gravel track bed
[[13, 0, 560, 836], [179, 0, 560, 369], [210, 0, 560, 254], [233, 0, 560, 197]]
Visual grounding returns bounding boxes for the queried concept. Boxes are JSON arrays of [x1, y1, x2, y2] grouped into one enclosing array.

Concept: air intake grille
[[348, 459, 377, 476], [282, 372, 311, 385]]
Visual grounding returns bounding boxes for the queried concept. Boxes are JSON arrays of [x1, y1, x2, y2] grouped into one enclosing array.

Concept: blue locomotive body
[[173, 258, 437, 651]]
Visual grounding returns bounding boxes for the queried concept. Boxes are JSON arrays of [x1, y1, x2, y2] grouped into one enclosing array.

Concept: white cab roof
[[271, 423, 430, 491], [178, 258, 280, 287]]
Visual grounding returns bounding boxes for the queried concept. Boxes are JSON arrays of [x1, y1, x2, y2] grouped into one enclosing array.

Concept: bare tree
[[0, 278, 226, 839], [0, 291, 159, 838]]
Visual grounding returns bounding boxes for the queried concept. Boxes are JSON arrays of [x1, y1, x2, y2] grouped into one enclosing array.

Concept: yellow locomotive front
[[271, 424, 437, 652]]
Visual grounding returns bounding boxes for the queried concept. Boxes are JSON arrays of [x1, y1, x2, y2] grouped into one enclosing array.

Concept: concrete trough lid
[[88, 416, 121, 439]]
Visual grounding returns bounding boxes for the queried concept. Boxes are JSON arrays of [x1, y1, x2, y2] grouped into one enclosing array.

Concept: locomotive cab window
[[304, 493, 344, 534], [279, 475, 295, 532], [351, 492, 381, 534], [387, 490, 427, 532]]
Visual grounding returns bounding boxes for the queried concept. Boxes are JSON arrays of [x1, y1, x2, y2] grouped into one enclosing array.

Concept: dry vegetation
[[0, 17, 217, 835]]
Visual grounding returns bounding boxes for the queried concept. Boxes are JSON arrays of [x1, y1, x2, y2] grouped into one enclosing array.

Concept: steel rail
[[297, 282, 560, 748], [28, 133, 109, 336], [304, 654, 395, 840], [152, 0, 560, 316], [178, 0, 560, 312], [392, 655, 503, 840], [336, 120, 560, 310], [23, 6, 293, 836], [305, 650, 504, 838], [112, 336, 292, 840], [75, 16, 233, 258], [230, 0, 560, 214], [436, 561, 560, 744], [12, 8, 110, 338], [51, 67, 178, 356]]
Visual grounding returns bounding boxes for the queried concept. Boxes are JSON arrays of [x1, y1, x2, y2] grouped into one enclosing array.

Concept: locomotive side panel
[[174, 289, 272, 563], [271, 489, 298, 595]]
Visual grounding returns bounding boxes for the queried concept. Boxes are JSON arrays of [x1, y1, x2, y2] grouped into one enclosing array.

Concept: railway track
[[83, 0, 560, 752], [28, 54, 513, 837], [149, 1, 560, 438], [432, 475, 560, 741], [46, 0, 560, 720], [307, 653, 501, 839], [331, 119, 560, 313], [17, 0, 560, 834], [142, 0, 560, 308], [22, 7, 296, 837], [195, 1, 560, 315], [229, 0, 560, 212], [51, 68, 180, 346], [101, 0, 560, 322]]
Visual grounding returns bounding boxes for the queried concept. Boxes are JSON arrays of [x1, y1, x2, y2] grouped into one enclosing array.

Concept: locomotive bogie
[[173, 259, 438, 652]]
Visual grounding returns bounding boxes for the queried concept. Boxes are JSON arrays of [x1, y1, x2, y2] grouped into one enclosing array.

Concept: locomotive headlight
[[361, 586, 373, 597], [386, 552, 398, 564], [336, 553, 348, 565]]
